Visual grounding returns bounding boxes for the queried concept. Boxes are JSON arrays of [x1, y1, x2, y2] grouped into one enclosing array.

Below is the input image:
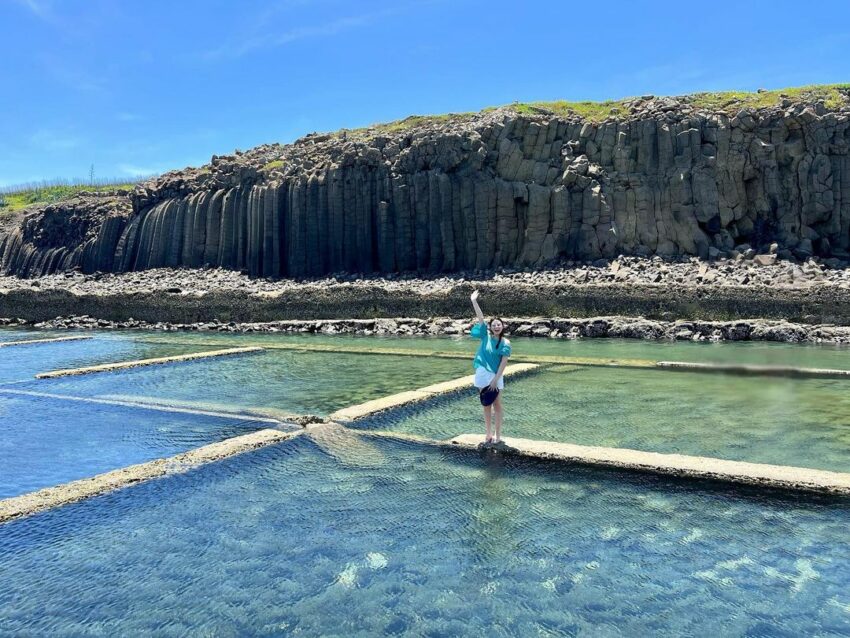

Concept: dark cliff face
[[0, 196, 131, 277], [3, 93, 850, 278]]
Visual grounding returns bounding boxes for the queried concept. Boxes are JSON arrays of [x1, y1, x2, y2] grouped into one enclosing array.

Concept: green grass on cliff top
[[0, 180, 136, 215], [514, 84, 850, 121], [350, 84, 850, 134]]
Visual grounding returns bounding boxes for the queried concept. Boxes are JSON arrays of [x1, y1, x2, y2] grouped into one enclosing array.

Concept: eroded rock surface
[[3, 91, 850, 278], [3, 258, 850, 340]]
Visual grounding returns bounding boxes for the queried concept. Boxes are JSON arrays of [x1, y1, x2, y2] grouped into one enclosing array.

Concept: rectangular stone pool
[[1, 433, 847, 636], [355, 366, 850, 473], [135, 329, 850, 370], [0, 393, 275, 498], [25, 348, 469, 417], [0, 332, 218, 383]]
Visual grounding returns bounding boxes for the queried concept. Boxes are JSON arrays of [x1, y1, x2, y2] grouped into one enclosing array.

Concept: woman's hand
[[470, 289, 485, 323], [488, 378, 499, 391]]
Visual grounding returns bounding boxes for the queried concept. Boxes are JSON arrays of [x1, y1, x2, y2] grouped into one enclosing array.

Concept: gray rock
[[3, 92, 850, 278]]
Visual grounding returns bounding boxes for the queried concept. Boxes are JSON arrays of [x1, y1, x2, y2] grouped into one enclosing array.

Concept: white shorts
[[474, 367, 504, 390]]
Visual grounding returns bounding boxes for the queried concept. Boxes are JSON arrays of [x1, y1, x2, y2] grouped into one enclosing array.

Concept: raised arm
[[470, 289, 485, 324]]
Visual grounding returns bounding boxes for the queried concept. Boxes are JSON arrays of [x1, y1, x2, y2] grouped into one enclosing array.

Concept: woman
[[469, 289, 511, 444]]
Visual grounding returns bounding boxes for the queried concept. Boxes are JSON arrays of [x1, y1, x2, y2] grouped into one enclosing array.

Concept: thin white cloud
[[15, 0, 49, 17], [205, 7, 393, 59], [269, 14, 372, 46], [13, 0, 60, 25], [199, 0, 449, 60], [116, 112, 142, 122]]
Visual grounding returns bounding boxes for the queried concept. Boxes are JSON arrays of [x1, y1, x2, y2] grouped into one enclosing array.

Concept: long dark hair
[[490, 317, 506, 348]]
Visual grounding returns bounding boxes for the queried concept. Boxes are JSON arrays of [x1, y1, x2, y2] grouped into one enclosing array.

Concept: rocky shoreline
[[1, 256, 850, 344], [2, 257, 850, 327], [7, 252, 850, 294], [4, 313, 850, 345]]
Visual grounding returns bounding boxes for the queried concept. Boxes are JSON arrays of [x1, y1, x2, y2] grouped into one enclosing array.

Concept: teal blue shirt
[[470, 322, 512, 372]]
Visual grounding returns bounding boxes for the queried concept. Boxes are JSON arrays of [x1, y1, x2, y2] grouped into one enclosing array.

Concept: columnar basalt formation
[[0, 194, 131, 278], [3, 89, 850, 278]]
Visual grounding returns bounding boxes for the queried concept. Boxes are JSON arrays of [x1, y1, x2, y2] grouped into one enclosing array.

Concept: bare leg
[[483, 405, 493, 443], [493, 395, 503, 443]]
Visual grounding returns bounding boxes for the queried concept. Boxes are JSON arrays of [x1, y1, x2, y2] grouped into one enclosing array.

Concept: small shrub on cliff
[[262, 159, 285, 172]]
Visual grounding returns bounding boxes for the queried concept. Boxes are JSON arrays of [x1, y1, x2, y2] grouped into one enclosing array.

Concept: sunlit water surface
[[24, 349, 468, 417], [0, 331, 215, 383], [0, 394, 270, 498], [1, 435, 848, 636], [125, 328, 850, 369], [356, 366, 850, 473], [1, 327, 850, 635]]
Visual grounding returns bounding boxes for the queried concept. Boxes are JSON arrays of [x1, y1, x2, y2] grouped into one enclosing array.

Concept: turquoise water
[[0, 327, 65, 342], [1, 433, 848, 636], [0, 334, 213, 383], [27, 349, 468, 417], [133, 329, 850, 369], [6, 324, 850, 370], [356, 366, 850, 473], [0, 393, 275, 498], [2, 331, 850, 635]]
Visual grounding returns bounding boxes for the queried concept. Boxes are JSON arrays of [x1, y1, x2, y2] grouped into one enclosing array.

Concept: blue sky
[[1, 0, 848, 187]]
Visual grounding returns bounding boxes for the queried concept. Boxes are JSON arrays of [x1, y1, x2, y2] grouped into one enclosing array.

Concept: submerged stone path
[[0, 335, 92, 348], [329, 363, 540, 421], [137, 338, 850, 379], [0, 428, 302, 524], [0, 366, 542, 523], [139, 338, 657, 368], [0, 387, 287, 424], [655, 361, 850, 379], [447, 434, 850, 496], [35, 346, 264, 378], [4, 340, 850, 526]]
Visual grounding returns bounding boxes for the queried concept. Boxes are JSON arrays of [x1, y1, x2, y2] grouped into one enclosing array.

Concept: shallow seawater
[[0, 332, 215, 383], [26, 349, 468, 417], [0, 393, 272, 498], [132, 329, 850, 369], [1, 434, 848, 636], [357, 367, 850, 472], [7, 325, 850, 370], [0, 327, 66, 342]]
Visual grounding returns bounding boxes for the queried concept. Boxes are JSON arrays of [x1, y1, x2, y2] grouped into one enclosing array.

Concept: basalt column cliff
[[3, 91, 850, 278]]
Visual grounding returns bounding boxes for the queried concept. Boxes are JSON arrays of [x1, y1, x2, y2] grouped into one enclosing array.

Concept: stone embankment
[[2, 258, 850, 343], [2, 88, 850, 278], [6, 315, 847, 345]]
